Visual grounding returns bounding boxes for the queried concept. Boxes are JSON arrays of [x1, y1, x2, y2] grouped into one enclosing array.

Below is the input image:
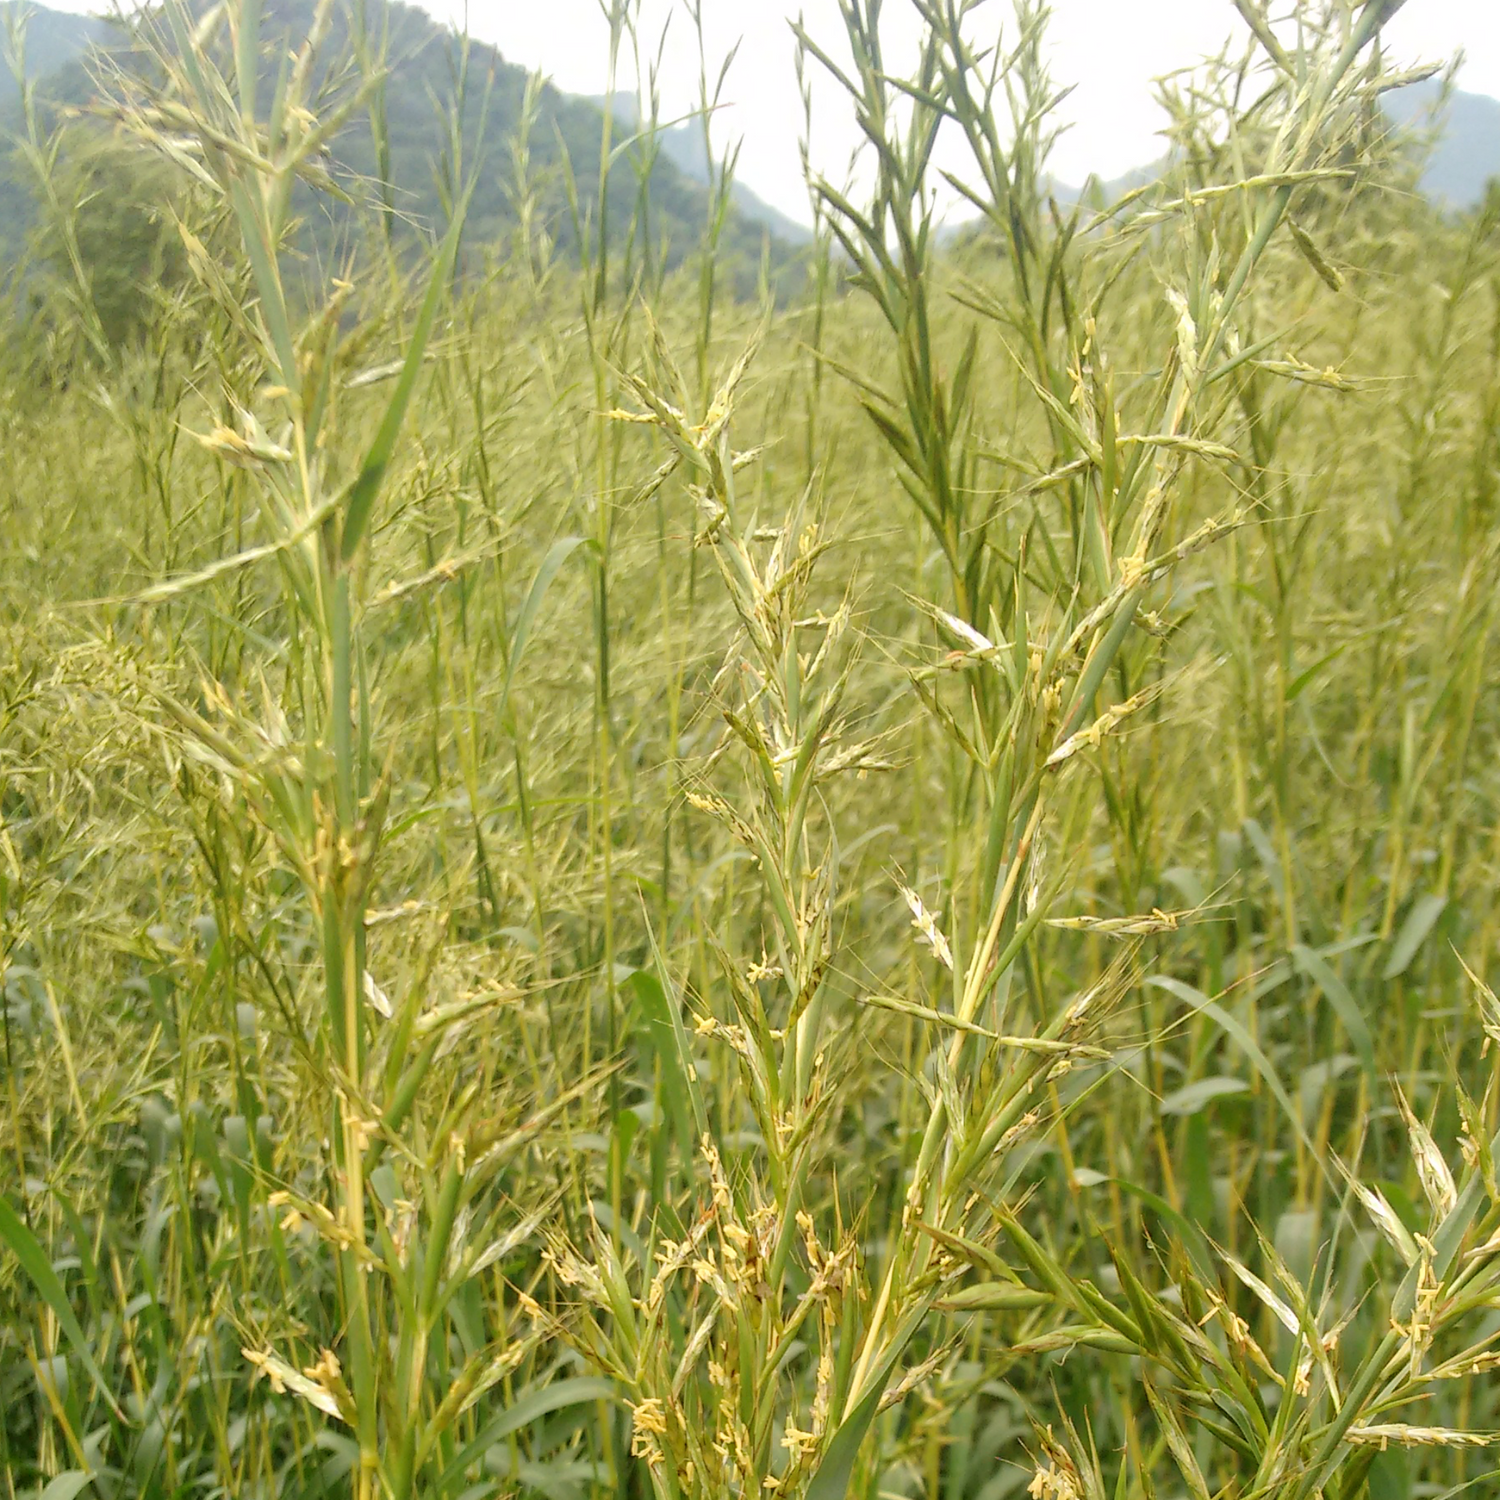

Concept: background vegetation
[[4, 2, 1500, 1499]]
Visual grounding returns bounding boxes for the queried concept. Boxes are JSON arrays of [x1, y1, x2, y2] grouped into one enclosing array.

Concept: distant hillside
[[0, 1, 108, 110], [1045, 81, 1499, 217], [6, 0, 1495, 309], [1384, 80, 1500, 209], [1, 0, 799, 308], [0, 1, 110, 261], [1088, 81, 1498, 213]]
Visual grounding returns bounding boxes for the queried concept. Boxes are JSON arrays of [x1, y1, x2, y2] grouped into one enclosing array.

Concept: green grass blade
[[341, 177, 477, 563], [0, 1193, 122, 1418], [1292, 943, 1375, 1078], [498, 536, 591, 727], [1383, 893, 1448, 980], [806, 1298, 936, 1500], [1149, 978, 1317, 1160], [41, 1474, 96, 1500], [438, 1377, 618, 1492], [627, 963, 708, 1163]]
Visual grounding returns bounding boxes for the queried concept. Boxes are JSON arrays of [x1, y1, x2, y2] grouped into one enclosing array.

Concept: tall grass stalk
[[6, 1, 1500, 1498]]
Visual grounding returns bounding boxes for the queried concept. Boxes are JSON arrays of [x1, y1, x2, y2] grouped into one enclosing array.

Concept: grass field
[[4, 2, 1500, 1497]]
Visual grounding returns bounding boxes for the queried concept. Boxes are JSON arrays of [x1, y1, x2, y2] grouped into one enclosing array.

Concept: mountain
[[0, 1, 110, 111], [0, 0, 110, 259], [1045, 81, 1499, 217], [1, 0, 799, 320], [5, 0, 1496, 326], [1383, 80, 1500, 210]]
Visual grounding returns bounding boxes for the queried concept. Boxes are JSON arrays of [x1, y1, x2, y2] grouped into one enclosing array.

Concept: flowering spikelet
[[1394, 1082, 1457, 1220], [629, 1397, 669, 1468], [242, 1346, 354, 1424], [782, 1418, 819, 1462], [1390, 1238, 1441, 1378], [1047, 907, 1187, 937], [1456, 952, 1500, 1055], [543, 1240, 611, 1303], [1166, 286, 1199, 386], [1347, 1425, 1500, 1449], [1425, 1345, 1500, 1381], [265, 1189, 371, 1259], [1026, 1427, 1085, 1500], [1203, 1292, 1277, 1380], [1347, 1174, 1419, 1266], [702, 1135, 734, 1215], [1045, 684, 1159, 768], [1221, 1253, 1298, 1335], [897, 882, 953, 970], [195, 410, 293, 469]]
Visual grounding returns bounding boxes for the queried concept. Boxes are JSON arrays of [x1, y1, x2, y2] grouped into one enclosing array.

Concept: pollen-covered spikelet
[[1347, 1424, 1500, 1449], [267, 1189, 373, 1262], [897, 882, 953, 970], [629, 1397, 670, 1468], [1026, 1427, 1085, 1500], [1390, 1236, 1442, 1378], [542, 1238, 611, 1305], [702, 1134, 734, 1216], [242, 1345, 355, 1425], [691, 1250, 740, 1308], [1394, 1083, 1457, 1220], [1201, 1290, 1277, 1381], [781, 1417, 819, 1463]]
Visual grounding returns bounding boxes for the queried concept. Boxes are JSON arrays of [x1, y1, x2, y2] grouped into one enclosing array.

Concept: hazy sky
[[434, 0, 1500, 222], [45, 1, 1500, 224]]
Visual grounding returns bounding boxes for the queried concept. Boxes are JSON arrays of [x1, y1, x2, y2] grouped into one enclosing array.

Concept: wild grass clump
[[4, 1, 1500, 1498]]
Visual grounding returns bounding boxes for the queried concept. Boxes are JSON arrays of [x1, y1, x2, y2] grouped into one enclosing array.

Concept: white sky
[[434, 0, 1500, 222], [46, 1, 1500, 224]]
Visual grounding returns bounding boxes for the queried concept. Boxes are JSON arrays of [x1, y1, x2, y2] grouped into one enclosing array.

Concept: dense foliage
[[3, 3, 1500, 1499]]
